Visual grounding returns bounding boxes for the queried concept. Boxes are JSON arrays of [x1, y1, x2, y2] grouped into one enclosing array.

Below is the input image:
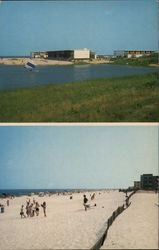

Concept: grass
[[111, 53, 158, 67], [73, 61, 90, 65], [0, 73, 158, 122]]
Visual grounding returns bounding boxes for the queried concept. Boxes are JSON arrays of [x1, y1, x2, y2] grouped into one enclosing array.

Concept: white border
[[0, 122, 158, 126]]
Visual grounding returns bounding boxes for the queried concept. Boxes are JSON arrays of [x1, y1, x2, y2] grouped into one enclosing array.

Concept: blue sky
[[0, 0, 158, 56], [0, 125, 158, 189]]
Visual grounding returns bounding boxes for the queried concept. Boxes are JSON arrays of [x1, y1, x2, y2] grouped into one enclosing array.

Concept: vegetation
[[73, 61, 90, 65], [110, 53, 158, 67], [0, 73, 158, 122]]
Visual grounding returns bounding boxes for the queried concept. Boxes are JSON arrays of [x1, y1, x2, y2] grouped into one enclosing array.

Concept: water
[[0, 64, 158, 90], [0, 188, 99, 197], [0, 189, 79, 197]]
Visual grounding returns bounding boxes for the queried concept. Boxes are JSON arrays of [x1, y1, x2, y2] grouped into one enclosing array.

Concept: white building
[[74, 49, 90, 60]]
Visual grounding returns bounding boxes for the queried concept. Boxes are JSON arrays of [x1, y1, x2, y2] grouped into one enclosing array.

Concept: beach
[[0, 190, 158, 249], [0, 58, 73, 66], [0, 58, 111, 66], [101, 191, 158, 249], [0, 190, 125, 250]]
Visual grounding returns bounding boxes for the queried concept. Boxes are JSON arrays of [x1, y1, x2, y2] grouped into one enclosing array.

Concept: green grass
[[73, 61, 90, 65], [0, 73, 158, 122], [111, 53, 158, 67]]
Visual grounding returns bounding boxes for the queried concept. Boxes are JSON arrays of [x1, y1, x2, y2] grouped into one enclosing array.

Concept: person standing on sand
[[20, 205, 26, 218], [35, 202, 40, 216], [83, 195, 89, 211], [41, 201, 47, 217]]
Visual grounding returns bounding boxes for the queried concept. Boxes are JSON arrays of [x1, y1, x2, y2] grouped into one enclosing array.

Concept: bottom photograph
[[0, 125, 158, 250]]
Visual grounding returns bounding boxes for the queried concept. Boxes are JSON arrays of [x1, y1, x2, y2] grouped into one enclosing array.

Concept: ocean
[[0, 188, 101, 197]]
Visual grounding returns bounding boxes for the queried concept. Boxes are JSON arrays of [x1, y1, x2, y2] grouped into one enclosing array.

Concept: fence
[[91, 190, 137, 250]]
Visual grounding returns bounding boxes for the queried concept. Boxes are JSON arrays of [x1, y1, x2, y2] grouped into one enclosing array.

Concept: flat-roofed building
[[140, 174, 158, 190], [30, 51, 40, 58], [30, 51, 48, 58], [47, 50, 74, 60], [126, 50, 155, 58], [134, 181, 140, 189], [114, 50, 127, 57], [31, 49, 96, 60], [74, 48, 90, 59], [114, 50, 155, 58]]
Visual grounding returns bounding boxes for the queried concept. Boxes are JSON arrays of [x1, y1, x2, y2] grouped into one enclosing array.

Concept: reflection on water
[[0, 64, 157, 90]]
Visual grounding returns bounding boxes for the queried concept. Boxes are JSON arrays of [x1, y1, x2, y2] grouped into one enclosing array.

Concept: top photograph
[[0, 0, 158, 122]]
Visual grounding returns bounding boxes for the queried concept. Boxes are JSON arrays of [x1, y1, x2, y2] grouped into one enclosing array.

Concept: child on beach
[[20, 205, 26, 218], [41, 201, 47, 217], [83, 195, 89, 211]]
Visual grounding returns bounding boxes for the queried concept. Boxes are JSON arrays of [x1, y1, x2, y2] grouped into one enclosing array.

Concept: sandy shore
[[101, 191, 158, 249], [0, 58, 111, 66], [0, 190, 125, 250], [0, 58, 73, 66]]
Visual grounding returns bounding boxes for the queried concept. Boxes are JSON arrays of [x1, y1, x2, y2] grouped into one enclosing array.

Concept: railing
[[91, 190, 137, 250]]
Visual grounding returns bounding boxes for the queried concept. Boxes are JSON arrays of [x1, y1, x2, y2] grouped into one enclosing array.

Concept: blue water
[[0, 189, 80, 197], [0, 64, 158, 90]]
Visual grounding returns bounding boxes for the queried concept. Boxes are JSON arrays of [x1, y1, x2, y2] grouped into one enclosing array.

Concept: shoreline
[[0, 188, 116, 198], [0, 57, 158, 67], [0, 58, 111, 66]]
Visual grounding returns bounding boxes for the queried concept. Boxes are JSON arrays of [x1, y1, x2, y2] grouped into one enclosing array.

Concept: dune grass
[[0, 72, 158, 122], [111, 53, 158, 67]]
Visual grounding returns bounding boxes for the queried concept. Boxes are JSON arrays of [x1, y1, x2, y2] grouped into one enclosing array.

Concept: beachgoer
[[91, 193, 95, 200], [35, 202, 40, 216], [28, 203, 34, 217], [83, 195, 89, 211], [41, 202, 47, 217], [26, 204, 30, 217], [7, 200, 9, 206], [20, 205, 26, 218], [31, 203, 35, 217]]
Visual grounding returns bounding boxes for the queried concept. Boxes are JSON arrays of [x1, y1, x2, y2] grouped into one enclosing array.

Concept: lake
[[0, 64, 158, 90]]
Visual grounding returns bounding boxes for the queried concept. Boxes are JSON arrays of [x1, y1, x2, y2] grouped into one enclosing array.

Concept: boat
[[25, 59, 36, 71]]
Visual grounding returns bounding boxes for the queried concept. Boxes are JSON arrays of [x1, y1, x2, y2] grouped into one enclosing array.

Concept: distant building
[[96, 54, 113, 60], [114, 50, 127, 57], [114, 50, 155, 58], [134, 181, 140, 189], [30, 51, 41, 58], [140, 174, 158, 190], [31, 49, 96, 60]]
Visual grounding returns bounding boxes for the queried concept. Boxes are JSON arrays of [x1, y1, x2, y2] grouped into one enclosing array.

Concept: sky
[[0, 125, 158, 189], [0, 0, 158, 56]]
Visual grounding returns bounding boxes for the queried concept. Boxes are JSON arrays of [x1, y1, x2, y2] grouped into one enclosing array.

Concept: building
[[114, 50, 155, 58], [140, 174, 158, 190], [30, 51, 48, 58], [114, 50, 127, 57], [126, 50, 155, 58], [31, 49, 96, 60], [134, 181, 140, 189]]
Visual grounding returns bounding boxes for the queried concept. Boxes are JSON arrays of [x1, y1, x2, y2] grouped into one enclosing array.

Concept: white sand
[[0, 58, 111, 66], [0, 58, 73, 66], [0, 190, 125, 250], [101, 191, 158, 249]]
